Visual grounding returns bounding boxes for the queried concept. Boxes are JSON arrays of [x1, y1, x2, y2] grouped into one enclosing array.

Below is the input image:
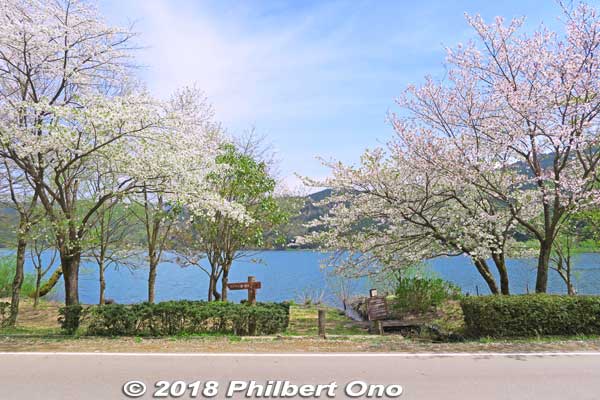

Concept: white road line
[[0, 352, 599, 357]]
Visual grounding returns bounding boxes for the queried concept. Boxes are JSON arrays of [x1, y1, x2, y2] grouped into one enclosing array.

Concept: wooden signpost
[[367, 288, 388, 335], [227, 276, 261, 305], [367, 297, 388, 321]]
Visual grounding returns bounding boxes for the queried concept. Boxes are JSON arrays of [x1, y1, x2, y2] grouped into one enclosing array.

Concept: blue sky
[[98, 0, 598, 191]]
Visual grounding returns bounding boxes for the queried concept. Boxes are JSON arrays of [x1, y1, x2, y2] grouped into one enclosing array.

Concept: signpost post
[[227, 276, 262, 335], [227, 276, 262, 305], [318, 309, 326, 339]]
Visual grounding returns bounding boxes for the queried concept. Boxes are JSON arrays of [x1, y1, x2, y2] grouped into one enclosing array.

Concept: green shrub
[[461, 294, 600, 338], [58, 305, 84, 334], [60, 301, 291, 336], [0, 256, 36, 297], [393, 275, 461, 315]]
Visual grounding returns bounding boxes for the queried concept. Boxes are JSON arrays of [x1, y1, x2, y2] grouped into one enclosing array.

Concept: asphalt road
[[1, 352, 599, 400]]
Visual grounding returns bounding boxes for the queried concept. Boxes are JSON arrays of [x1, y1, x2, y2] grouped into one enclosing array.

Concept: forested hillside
[[267, 189, 331, 248], [0, 190, 333, 249]]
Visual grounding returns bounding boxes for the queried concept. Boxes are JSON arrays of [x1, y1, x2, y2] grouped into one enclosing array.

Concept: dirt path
[[1, 334, 600, 353]]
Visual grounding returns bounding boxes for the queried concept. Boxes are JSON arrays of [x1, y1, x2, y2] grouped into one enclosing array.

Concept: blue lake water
[[1, 249, 600, 305]]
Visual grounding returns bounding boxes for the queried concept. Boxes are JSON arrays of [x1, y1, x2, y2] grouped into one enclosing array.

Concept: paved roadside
[[0, 352, 599, 400]]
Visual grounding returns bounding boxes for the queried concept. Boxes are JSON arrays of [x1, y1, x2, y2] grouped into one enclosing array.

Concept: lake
[[2, 249, 600, 305]]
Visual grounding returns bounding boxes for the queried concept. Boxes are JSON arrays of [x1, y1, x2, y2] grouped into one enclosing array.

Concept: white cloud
[[102, 0, 551, 181], [114, 0, 375, 131]]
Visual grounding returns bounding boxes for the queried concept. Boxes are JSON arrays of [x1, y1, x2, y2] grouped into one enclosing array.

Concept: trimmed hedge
[[59, 301, 290, 336], [461, 294, 600, 338]]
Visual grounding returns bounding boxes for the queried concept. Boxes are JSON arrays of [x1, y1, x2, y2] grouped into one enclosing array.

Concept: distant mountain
[[264, 189, 332, 249], [0, 190, 335, 250]]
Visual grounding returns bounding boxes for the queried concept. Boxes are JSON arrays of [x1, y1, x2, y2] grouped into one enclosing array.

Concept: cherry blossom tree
[[302, 146, 519, 295], [82, 170, 133, 305], [0, 159, 39, 325], [27, 221, 58, 307], [0, 0, 226, 309], [393, 2, 600, 292], [0, 0, 138, 307], [305, 3, 600, 294], [127, 87, 229, 304], [174, 140, 287, 302], [130, 187, 179, 304]]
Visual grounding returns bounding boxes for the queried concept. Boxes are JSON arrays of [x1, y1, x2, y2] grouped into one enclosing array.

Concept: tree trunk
[[30, 267, 62, 298], [556, 269, 576, 295], [491, 253, 510, 295], [212, 283, 221, 301], [565, 255, 576, 296], [148, 260, 158, 304], [6, 236, 27, 327], [221, 268, 230, 302], [59, 249, 81, 334], [61, 253, 81, 306], [207, 276, 214, 302], [208, 272, 221, 302], [99, 261, 106, 305], [536, 241, 551, 293], [566, 276, 576, 296], [473, 258, 499, 295], [34, 268, 42, 308]]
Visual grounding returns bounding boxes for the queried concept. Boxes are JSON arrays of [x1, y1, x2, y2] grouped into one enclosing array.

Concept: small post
[[375, 320, 383, 335], [318, 309, 326, 339], [248, 276, 257, 335], [248, 276, 256, 305]]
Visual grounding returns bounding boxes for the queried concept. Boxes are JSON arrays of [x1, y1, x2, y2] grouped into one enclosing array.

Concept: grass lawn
[[286, 305, 368, 336]]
